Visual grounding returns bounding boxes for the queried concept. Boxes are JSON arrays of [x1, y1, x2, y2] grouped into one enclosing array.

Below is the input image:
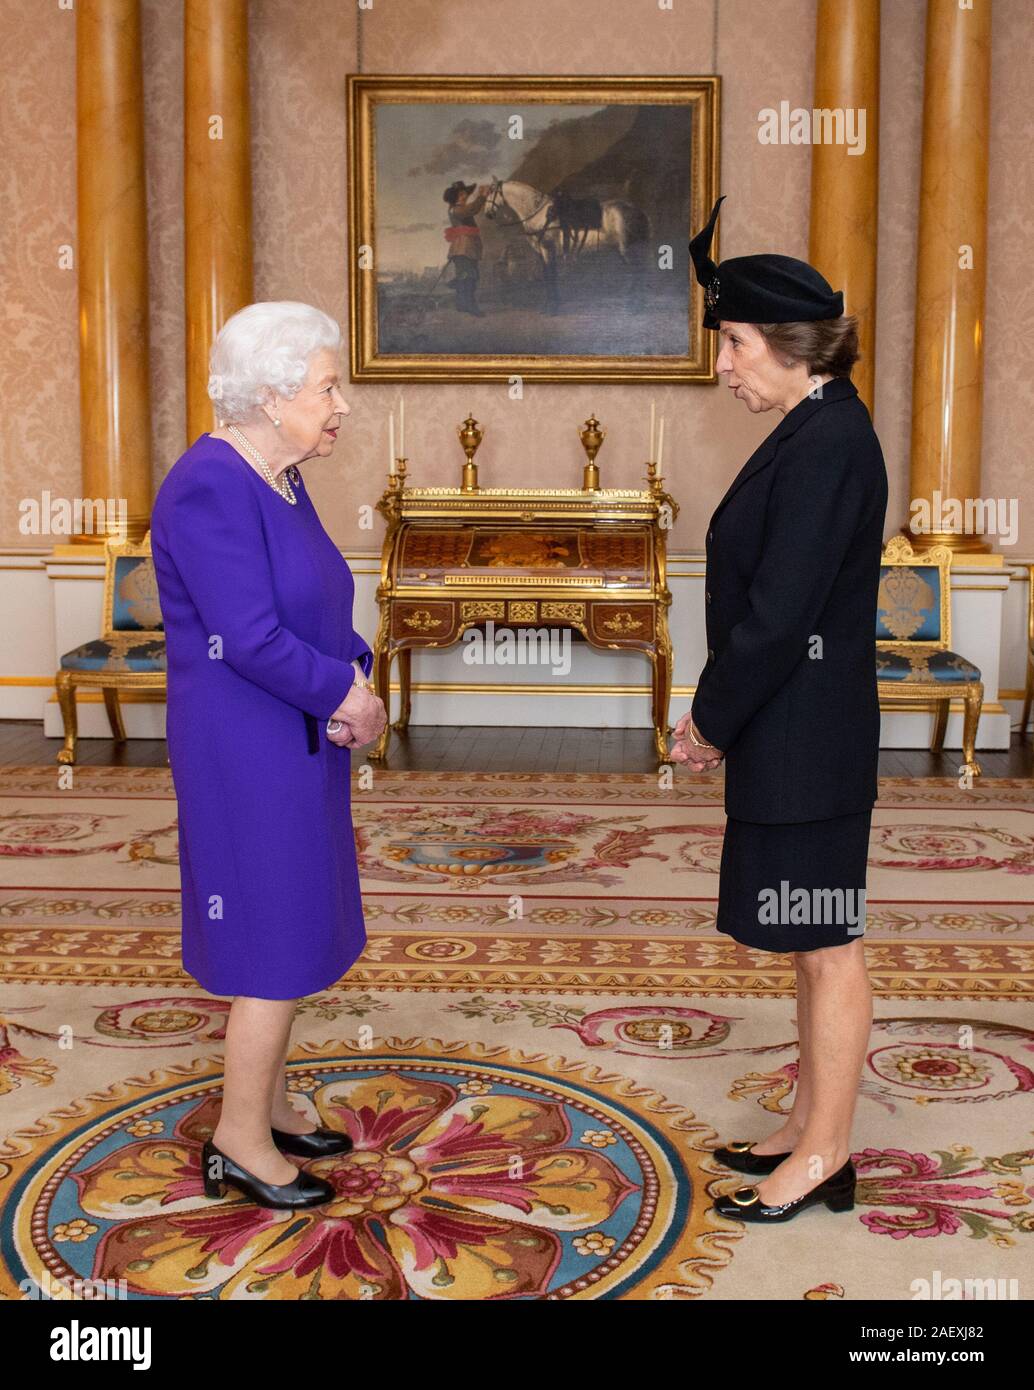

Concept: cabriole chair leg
[[102, 687, 127, 742], [930, 697, 949, 753], [56, 671, 78, 765], [961, 685, 983, 778]]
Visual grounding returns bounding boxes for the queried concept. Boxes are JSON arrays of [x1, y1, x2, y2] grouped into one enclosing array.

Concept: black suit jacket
[[691, 376, 888, 823]]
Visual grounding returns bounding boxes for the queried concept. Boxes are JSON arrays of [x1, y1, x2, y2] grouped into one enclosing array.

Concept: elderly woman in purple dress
[[151, 302, 386, 1211]]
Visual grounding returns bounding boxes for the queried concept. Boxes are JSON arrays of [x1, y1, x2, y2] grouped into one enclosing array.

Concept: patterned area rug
[[1, 766, 1032, 997], [1, 766, 1031, 1300]]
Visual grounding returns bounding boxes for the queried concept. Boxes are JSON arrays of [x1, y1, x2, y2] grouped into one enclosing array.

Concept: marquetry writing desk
[[371, 472, 679, 763]]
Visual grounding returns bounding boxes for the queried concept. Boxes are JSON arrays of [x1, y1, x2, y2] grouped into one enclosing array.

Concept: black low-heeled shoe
[[711, 1157, 856, 1223], [271, 1125, 354, 1158], [713, 1141, 792, 1176], [201, 1138, 335, 1209]]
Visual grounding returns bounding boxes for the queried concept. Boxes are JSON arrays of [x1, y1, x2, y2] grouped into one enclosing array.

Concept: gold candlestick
[[457, 414, 483, 492], [377, 458, 408, 528], [645, 458, 680, 527], [384, 458, 408, 500], [578, 414, 606, 490]]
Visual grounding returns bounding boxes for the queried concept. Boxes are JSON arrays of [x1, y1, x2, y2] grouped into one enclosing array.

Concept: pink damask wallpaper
[[0, 0, 1030, 551]]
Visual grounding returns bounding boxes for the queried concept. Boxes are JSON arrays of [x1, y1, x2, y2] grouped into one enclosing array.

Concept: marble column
[[906, 0, 993, 552], [809, 0, 881, 415], [184, 0, 253, 445], [74, 0, 152, 544]]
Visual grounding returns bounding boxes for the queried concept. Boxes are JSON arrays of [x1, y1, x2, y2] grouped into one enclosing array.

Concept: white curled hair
[[207, 301, 341, 423]]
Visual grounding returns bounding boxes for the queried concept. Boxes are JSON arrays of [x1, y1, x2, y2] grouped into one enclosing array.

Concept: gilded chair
[[55, 531, 166, 764], [876, 535, 983, 776], [1020, 562, 1034, 741]]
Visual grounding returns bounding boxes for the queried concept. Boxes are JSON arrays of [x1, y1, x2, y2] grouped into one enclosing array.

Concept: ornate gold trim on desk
[[541, 601, 586, 622], [460, 601, 505, 621], [402, 487, 653, 499], [396, 607, 451, 633], [398, 506, 660, 524], [393, 489, 663, 525], [442, 573, 602, 587]]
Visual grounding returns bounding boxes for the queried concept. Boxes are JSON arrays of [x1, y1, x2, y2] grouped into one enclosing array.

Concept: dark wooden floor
[[2, 720, 1031, 777]]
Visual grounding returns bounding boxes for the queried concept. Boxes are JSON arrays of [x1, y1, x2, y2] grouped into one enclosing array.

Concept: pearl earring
[[273, 418, 281, 427]]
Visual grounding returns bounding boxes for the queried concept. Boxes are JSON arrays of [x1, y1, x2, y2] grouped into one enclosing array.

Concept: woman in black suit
[[671, 198, 888, 1224]]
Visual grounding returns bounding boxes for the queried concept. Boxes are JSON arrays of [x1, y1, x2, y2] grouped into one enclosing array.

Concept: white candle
[[657, 416, 665, 471], [650, 400, 656, 461], [389, 412, 396, 474], [399, 395, 405, 458]]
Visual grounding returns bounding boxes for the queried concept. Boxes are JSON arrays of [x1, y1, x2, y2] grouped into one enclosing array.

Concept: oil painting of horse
[[348, 76, 720, 382]]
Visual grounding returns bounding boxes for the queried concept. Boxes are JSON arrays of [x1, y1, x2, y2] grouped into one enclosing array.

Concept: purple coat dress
[[150, 433, 372, 999]]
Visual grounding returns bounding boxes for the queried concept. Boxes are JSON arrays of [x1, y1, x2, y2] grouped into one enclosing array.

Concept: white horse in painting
[[482, 179, 564, 312], [482, 178, 651, 313], [546, 188, 651, 263]]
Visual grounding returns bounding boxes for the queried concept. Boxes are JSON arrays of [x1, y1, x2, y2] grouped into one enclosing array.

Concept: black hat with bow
[[689, 195, 844, 330]]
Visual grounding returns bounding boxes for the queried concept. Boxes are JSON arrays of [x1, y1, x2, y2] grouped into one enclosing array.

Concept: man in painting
[[443, 181, 490, 317]]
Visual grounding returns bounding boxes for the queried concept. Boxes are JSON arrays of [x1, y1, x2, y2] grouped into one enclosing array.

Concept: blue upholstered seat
[[876, 647, 981, 683], [60, 637, 166, 673]]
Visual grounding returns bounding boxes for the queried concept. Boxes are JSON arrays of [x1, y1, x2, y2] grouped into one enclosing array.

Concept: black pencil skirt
[[715, 808, 874, 954]]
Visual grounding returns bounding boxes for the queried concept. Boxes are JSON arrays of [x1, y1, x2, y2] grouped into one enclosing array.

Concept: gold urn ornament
[[578, 414, 606, 491], [457, 413, 484, 492]]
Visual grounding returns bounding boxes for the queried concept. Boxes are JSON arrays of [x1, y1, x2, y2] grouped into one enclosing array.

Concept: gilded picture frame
[[347, 74, 721, 383]]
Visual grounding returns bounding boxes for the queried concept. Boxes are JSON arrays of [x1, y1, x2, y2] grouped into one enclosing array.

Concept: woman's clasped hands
[[326, 682, 387, 749], [669, 711, 724, 771]]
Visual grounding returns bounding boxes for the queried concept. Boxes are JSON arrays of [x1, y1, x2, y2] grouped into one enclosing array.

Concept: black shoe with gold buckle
[[713, 1140, 791, 1176], [712, 1158, 856, 1223]]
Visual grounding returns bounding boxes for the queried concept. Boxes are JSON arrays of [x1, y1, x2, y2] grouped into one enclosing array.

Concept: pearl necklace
[[226, 424, 298, 504]]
